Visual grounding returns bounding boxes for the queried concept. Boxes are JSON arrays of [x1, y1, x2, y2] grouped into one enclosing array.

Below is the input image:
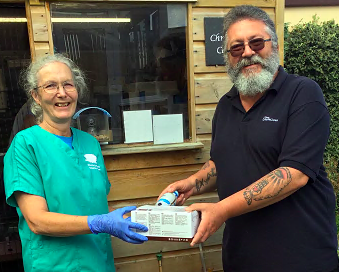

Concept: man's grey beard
[[225, 49, 280, 96]]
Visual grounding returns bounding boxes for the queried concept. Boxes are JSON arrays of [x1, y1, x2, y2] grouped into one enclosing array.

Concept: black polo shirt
[[210, 66, 338, 272]]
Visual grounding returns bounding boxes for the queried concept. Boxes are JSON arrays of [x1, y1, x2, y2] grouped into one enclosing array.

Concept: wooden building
[[0, 0, 284, 271]]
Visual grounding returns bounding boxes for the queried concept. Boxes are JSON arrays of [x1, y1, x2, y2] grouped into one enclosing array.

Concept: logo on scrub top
[[262, 116, 278, 122], [84, 154, 97, 163], [84, 154, 100, 170]]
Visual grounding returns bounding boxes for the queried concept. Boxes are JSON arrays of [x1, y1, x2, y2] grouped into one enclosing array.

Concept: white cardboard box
[[152, 114, 184, 145], [123, 110, 153, 143], [131, 205, 200, 242]]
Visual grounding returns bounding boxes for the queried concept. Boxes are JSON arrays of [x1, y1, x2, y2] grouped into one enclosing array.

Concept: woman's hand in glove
[[87, 206, 148, 244]]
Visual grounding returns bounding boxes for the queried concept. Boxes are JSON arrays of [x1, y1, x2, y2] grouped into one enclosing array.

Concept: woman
[[3, 54, 148, 272]]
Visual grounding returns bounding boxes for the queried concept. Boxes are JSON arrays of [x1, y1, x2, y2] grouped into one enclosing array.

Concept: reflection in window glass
[[0, 3, 31, 153], [0, 5, 29, 271], [50, 3, 188, 144]]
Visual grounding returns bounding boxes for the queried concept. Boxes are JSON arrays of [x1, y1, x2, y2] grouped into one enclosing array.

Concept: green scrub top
[[4, 125, 115, 272]]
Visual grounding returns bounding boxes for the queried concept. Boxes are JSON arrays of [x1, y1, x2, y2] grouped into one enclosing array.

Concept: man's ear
[[31, 90, 41, 106]]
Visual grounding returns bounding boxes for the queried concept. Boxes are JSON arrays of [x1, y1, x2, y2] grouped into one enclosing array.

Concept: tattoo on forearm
[[201, 161, 210, 170], [243, 167, 292, 205], [195, 167, 217, 192]]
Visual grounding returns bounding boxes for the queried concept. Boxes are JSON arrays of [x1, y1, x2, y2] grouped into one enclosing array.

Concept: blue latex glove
[[87, 206, 148, 244]]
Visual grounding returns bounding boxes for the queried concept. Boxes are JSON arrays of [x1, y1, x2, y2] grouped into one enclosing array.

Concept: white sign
[[123, 110, 153, 143], [153, 114, 184, 145]]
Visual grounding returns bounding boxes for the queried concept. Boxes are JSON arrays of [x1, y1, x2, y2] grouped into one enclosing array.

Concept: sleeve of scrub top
[[95, 140, 111, 195], [4, 134, 45, 207], [278, 79, 330, 182]]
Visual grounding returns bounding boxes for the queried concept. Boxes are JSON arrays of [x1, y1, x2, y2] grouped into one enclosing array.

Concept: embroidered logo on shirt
[[84, 154, 97, 164], [262, 116, 278, 122], [84, 154, 100, 170]]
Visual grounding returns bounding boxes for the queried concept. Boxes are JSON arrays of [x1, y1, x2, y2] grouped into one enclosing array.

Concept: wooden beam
[[114, 246, 223, 272], [48, 0, 197, 2], [195, 74, 232, 104], [187, 3, 197, 143], [107, 165, 201, 201], [112, 225, 223, 258], [276, 0, 285, 65], [26, 0, 52, 59], [45, 2, 54, 55], [193, 0, 275, 8], [195, 104, 216, 134], [31, 5, 48, 42], [25, 0, 36, 61], [34, 42, 50, 58], [29, 0, 44, 5], [104, 141, 211, 171], [101, 142, 204, 156]]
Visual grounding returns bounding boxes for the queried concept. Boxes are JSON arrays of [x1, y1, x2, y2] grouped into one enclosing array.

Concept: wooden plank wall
[[109, 1, 281, 271], [26, 0, 53, 60], [26, 0, 283, 271], [192, 1, 277, 139]]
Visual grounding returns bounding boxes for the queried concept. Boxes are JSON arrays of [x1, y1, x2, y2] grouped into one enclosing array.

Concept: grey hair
[[21, 53, 88, 123], [223, 5, 278, 61]]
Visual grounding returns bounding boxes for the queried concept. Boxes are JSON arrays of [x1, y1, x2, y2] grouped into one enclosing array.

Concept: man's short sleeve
[[210, 101, 221, 162], [4, 134, 45, 207], [278, 79, 330, 181]]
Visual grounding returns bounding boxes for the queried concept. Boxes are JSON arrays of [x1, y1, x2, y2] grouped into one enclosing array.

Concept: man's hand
[[186, 203, 227, 246], [157, 177, 195, 206]]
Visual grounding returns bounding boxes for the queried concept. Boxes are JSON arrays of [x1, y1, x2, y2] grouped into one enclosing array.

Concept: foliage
[[284, 17, 339, 229]]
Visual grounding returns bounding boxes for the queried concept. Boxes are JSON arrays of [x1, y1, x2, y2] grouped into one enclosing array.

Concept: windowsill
[[101, 141, 204, 156]]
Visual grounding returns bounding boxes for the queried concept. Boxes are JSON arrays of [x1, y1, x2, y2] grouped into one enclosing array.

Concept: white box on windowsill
[[153, 114, 184, 145], [131, 205, 200, 242], [123, 110, 153, 143]]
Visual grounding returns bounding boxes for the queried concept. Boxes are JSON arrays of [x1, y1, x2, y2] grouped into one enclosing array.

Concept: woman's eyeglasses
[[34, 82, 76, 94], [227, 38, 272, 57]]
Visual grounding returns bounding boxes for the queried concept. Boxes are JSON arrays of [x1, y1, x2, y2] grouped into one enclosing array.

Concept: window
[[50, 2, 188, 145], [0, 4, 29, 270], [0, 3, 31, 154], [285, 0, 339, 7]]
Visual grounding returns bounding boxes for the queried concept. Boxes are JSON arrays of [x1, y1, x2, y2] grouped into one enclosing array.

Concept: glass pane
[[0, 3, 31, 154], [0, 5, 29, 270], [50, 2, 188, 144]]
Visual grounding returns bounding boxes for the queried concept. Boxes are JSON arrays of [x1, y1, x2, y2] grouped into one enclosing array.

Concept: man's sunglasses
[[227, 38, 272, 57]]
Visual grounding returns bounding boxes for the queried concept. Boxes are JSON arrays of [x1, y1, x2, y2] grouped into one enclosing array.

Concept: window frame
[[46, 1, 200, 154], [285, 0, 339, 7], [31, 0, 197, 3]]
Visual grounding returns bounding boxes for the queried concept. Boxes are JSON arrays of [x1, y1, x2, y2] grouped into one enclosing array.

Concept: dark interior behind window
[[51, 2, 188, 144], [0, 4, 28, 270]]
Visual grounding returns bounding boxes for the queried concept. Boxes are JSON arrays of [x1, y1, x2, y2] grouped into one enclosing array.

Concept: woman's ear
[[31, 90, 41, 106]]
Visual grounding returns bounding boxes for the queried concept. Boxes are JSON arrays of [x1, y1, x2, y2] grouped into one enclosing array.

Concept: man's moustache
[[237, 57, 265, 70]]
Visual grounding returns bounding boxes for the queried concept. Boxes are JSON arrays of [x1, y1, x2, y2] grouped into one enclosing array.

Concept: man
[[158, 5, 338, 272], [8, 101, 35, 146]]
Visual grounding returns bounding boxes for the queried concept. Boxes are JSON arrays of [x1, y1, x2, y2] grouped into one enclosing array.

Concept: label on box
[[131, 205, 200, 242]]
